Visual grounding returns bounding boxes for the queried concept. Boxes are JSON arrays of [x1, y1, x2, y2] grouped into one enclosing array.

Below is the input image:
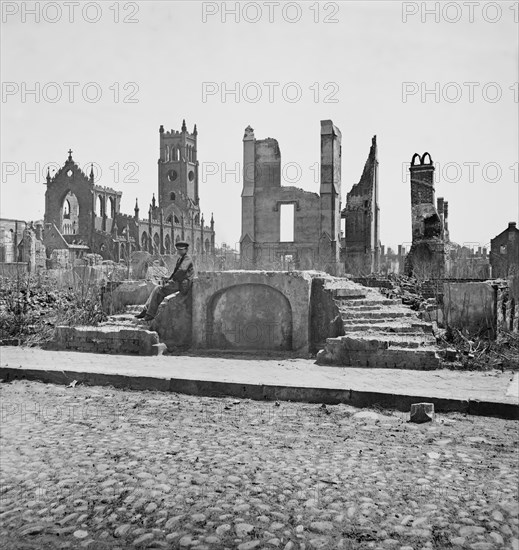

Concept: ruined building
[[240, 120, 342, 274], [405, 152, 447, 279], [490, 222, 519, 278], [43, 121, 215, 267], [342, 136, 380, 275], [0, 218, 46, 272]]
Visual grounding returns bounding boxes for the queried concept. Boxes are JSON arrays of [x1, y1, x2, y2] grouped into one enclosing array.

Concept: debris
[[410, 402, 435, 424], [67, 380, 78, 388]]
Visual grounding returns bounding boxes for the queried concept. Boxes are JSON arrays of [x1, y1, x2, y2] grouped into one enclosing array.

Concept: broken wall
[[497, 274, 519, 333], [240, 121, 342, 275], [443, 281, 496, 338], [343, 136, 380, 275]]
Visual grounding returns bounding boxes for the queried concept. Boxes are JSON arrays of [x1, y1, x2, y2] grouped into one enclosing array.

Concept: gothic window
[[170, 192, 176, 200], [109, 197, 116, 218], [174, 216, 180, 224], [196, 237, 201, 252], [96, 195, 105, 217], [205, 238, 210, 252], [63, 200, 71, 219], [165, 145, 170, 162], [165, 234, 171, 254], [141, 231, 148, 249]]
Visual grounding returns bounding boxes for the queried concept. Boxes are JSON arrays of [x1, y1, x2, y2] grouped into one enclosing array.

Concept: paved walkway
[[1, 347, 517, 418]]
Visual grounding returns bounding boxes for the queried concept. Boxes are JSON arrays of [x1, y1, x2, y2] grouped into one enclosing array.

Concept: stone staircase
[[316, 285, 443, 370]]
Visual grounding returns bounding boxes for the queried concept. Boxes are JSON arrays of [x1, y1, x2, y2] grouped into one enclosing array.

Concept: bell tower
[[158, 120, 199, 208]]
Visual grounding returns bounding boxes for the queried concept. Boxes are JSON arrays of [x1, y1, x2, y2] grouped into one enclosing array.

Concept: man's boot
[[134, 309, 147, 319]]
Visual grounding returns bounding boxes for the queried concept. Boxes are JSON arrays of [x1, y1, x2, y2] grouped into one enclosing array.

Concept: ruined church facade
[[43, 121, 215, 266]]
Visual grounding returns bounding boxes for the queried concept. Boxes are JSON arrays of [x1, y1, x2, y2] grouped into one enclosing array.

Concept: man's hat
[[175, 241, 189, 250]]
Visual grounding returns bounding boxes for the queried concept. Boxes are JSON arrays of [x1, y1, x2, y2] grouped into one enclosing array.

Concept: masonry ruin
[[405, 152, 447, 279], [240, 120, 342, 274], [2, 118, 518, 362], [40, 121, 215, 268], [342, 135, 380, 275]]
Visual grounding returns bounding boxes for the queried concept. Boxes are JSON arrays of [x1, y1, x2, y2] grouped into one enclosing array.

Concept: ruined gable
[[343, 136, 380, 275]]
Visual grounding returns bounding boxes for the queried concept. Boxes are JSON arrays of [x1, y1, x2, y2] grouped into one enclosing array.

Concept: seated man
[[135, 241, 194, 321]]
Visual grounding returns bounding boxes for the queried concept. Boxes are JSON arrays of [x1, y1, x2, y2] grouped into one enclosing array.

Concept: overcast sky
[[1, 0, 518, 251]]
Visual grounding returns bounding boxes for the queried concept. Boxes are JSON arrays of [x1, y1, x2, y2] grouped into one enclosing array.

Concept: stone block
[[410, 402, 435, 423]]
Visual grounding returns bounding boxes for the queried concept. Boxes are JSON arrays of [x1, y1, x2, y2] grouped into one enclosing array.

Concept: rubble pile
[[368, 274, 442, 313], [0, 275, 106, 346], [437, 325, 519, 371]]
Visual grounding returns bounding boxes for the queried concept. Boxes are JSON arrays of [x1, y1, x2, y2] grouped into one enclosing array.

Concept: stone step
[[341, 310, 413, 320], [52, 325, 167, 356], [338, 304, 385, 312], [341, 322, 433, 334], [339, 333, 437, 349], [333, 288, 367, 299], [125, 305, 143, 314], [316, 344, 441, 370], [336, 298, 400, 307]]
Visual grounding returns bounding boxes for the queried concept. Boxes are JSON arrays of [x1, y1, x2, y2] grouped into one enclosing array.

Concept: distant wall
[[0, 263, 29, 277], [497, 275, 519, 333]]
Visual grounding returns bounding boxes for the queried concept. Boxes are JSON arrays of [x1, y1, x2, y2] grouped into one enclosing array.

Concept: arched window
[[165, 145, 170, 162], [170, 192, 176, 201], [141, 231, 148, 249], [176, 146, 181, 161], [165, 234, 171, 254], [109, 197, 116, 218], [196, 237, 201, 252], [62, 192, 80, 235], [205, 238, 210, 252], [153, 233, 160, 252], [96, 195, 105, 217], [63, 200, 71, 219], [174, 216, 180, 224]]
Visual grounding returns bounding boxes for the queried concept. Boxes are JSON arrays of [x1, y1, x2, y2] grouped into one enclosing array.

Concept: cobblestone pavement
[[1, 380, 518, 550]]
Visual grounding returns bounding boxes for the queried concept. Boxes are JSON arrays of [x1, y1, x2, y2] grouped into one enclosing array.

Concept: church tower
[[157, 120, 199, 208]]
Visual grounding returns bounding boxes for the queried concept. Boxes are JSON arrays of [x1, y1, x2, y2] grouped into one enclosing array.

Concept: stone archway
[[207, 283, 292, 351]]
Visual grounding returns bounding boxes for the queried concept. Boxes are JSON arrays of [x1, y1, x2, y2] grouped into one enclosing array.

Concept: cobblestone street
[[1, 380, 518, 550]]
